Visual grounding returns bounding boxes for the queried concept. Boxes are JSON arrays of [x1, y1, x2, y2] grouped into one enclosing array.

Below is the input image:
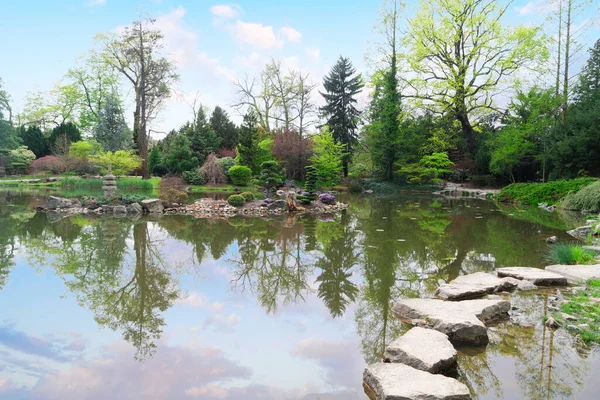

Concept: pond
[[0, 189, 598, 399]]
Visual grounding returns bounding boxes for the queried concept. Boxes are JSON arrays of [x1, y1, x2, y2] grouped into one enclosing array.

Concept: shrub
[[228, 165, 252, 186], [498, 178, 597, 205], [227, 194, 246, 207], [218, 157, 237, 181], [200, 154, 226, 185], [318, 193, 336, 205], [152, 164, 168, 177], [182, 169, 207, 185], [159, 187, 188, 204], [158, 176, 186, 190], [240, 192, 254, 201], [561, 180, 600, 212], [304, 165, 318, 200], [398, 152, 454, 185], [30, 156, 67, 174], [547, 243, 597, 265]]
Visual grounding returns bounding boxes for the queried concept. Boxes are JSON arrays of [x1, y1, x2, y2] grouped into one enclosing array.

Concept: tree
[[69, 140, 103, 159], [399, 152, 454, 184], [210, 106, 238, 150], [91, 150, 142, 175], [272, 129, 314, 180], [199, 154, 226, 185], [0, 121, 19, 156], [310, 127, 346, 188], [18, 126, 49, 158], [0, 77, 12, 123], [50, 122, 82, 155], [320, 56, 364, 176], [186, 106, 221, 163], [237, 111, 260, 173], [94, 94, 131, 152], [402, 0, 548, 155], [98, 18, 179, 179], [8, 146, 35, 171], [163, 134, 197, 173], [257, 161, 285, 190], [148, 146, 162, 175], [574, 39, 600, 105]]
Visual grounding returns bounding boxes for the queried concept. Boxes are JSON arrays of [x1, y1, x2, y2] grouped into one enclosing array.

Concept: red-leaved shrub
[[30, 156, 67, 174], [272, 129, 313, 180]]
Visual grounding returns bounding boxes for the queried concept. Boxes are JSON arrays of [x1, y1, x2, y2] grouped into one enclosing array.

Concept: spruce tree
[[187, 107, 221, 163], [320, 56, 364, 177], [94, 95, 130, 152], [210, 106, 238, 150], [237, 111, 260, 173], [19, 126, 49, 158]]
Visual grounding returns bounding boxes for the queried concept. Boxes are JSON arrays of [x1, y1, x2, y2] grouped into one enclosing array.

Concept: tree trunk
[[457, 111, 476, 156], [562, 0, 572, 121]]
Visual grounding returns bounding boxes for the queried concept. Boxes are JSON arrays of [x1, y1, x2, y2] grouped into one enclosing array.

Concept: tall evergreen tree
[[94, 95, 131, 152], [19, 126, 49, 158], [237, 111, 260, 173], [50, 122, 81, 155], [185, 107, 221, 164], [320, 56, 364, 177], [575, 39, 600, 104], [210, 106, 238, 150]]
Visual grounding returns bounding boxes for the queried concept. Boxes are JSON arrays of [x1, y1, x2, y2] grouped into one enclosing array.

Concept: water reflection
[[0, 189, 598, 399]]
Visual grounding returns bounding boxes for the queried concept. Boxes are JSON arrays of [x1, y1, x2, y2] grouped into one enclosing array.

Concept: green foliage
[[240, 192, 254, 201], [69, 140, 103, 159], [94, 94, 130, 152], [116, 179, 153, 191], [18, 125, 48, 158], [320, 56, 364, 176], [555, 281, 600, 344], [182, 169, 206, 185], [257, 161, 285, 190], [561, 180, 600, 212], [9, 146, 36, 170], [91, 150, 142, 176], [62, 177, 103, 188], [237, 111, 260, 173], [148, 146, 162, 175], [218, 157, 236, 181], [163, 134, 197, 173], [62, 177, 153, 191], [498, 178, 597, 205], [183, 106, 221, 164], [304, 165, 318, 200], [547, 243, 597, 265], [228, 165, 252, 186], [399, 152, 454, 184], [227, 194, 246, 207], [210, 106, 238, 149], [50, 122, 82, 155], [152, 164, 168, 177], [310, 127, 345, 188]]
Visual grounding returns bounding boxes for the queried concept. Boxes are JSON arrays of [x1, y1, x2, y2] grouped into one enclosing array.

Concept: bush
[[228, 165, 252, 186], [227, 194, 246, 207], [158, 176, 186, 190], [256, 161, 284, 190], [547, 243, 597, 265], [218, 157, 237, 181], [240, 192, 254, 201], [561, 180, 600, 212], [498, 178, 597, 205], [200, 154, 226, 185], [182, 169, 207, 185], [153, 164, 168, 177], [159, 187, 188, 204], [30, 156, 67, 174], [318, 193, 336, 205]]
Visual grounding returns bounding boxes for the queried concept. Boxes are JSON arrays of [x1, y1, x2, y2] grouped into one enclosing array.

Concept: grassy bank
[[497, 178, 598, 206], [553, 280, 600, 344], [60, 177, 159, 191]]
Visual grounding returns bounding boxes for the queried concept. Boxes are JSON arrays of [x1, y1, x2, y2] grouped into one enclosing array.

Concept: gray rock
[[567, 226, 592, 239], [363, 363, 470, 400], [496, 267, 568, 286], [113, 205, 127, 216], [384, 327, 457, 374], [434, 272, 517, 301], [45, 196, 72, 210], [267, 200, 286, 210], [392, 298, 510, 345], [141, 199, 164, 213], [561, 312, 577, 321], [546, 236, 558, 244], [517, 280, 538, 291], [545, 264, 600, 284], [101, 205, 115, 214], [126, 203, 143, 215]]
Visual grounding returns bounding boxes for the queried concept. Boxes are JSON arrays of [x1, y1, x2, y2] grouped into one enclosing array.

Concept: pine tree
[[94, 95, 130, 152], [210, 106, 238, 150], [19, 126, 49, 158], [320, 56, 364, 177], [237, 111, 260, 173], [186, 107, 221, 164], [575, 39, 600, 105]]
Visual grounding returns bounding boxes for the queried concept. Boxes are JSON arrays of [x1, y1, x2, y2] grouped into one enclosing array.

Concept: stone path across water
[[434, 272, 518, 300], [496, 267, 568, 286], [545, 264, 600, 284]]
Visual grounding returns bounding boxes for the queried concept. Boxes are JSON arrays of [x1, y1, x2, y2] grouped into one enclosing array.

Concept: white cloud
[[305, 47, 320, 63], [185, 384, 229, 398], [176, 292, 224, 312], [87, 0, 105, 6], [516, 1, 535, 16], [210, 4, 242, 20], [229, 21, 284, 50], [193, 313, 241, 333], [154, 7, 198, 67], [279, 26, 302, 42]]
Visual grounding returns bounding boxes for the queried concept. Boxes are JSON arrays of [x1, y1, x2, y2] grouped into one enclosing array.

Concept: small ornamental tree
[[304, 165, 318, 200], [199, 154, 226, 185], [399, 152, 454, 184], [257, 161, 284, 190], [91, 150, 142, 176], [9, 146, 35, 171], [69, 140, 103, 159], [310, 128, 345, 188]]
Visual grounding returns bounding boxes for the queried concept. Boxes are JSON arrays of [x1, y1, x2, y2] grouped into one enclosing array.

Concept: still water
[[0, 189, 598, 399]]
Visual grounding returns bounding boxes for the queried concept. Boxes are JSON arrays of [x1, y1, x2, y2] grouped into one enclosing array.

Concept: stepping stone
[[392, 298, 510, 345], [434, 272, 518, 300], [363, 363, 470, 400], [384, 327, 457, 374], [496, 267, 567, 286], [545, 264, 600, 284]]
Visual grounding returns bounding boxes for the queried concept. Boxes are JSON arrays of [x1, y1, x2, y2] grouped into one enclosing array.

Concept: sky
[[0, 0, 598, 138]]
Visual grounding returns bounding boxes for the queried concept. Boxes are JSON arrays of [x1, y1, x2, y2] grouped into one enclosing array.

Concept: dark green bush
[[182, 169, 206, 185], [240, 192, 254, 201], [498, 178, 597, 205], [228, 194, 246, 207], [218, 157, 237, 181], [152, 164, 168, 177], [228, 165, 252, 186]]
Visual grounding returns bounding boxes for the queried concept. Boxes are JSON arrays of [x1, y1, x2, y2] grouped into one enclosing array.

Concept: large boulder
[[267, 200, 286, 210], [384, 327, 457, 374], [126, 202, 143, 215], [363, 363, 470, 400], [434, 272, 518, 301], [392, 298, 510, 345], [496, 267, 567, 286], [45, 196, 73, 210], [141, 199, 164, 213], [567, 226, 592, 240]]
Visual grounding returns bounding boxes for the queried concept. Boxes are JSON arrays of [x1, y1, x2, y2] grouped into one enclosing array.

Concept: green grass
[[561, 180, 600, 212], [547, 243, 597, 265], [61, 177, 156, 191], [553, 280, 600, 344], [498, 178, 598, 206]]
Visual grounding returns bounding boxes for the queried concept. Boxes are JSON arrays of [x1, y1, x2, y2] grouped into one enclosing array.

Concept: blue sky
[[0, 0, 598, 136]]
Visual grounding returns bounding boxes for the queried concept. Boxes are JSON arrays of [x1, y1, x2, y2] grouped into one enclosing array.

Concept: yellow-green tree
[[92, 150, 142, 175]]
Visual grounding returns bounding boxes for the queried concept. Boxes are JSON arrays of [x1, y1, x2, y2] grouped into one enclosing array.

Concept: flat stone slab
[[545, 264, 600, 284], [364, 363, 470, 400], [496, 267, 567, 286], [384, 327, 457, 373], [392, 298, 510, 345], [435, 272, 517, 300]]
